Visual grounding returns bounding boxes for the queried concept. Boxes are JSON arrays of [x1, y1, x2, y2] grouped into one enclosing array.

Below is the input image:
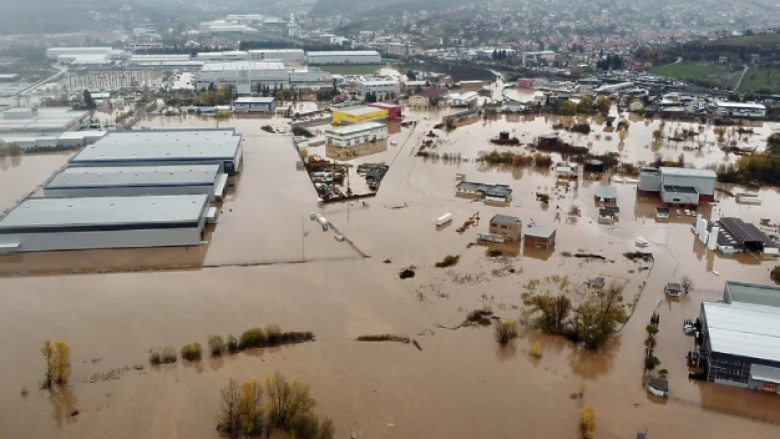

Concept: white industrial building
[[195, 51, 251, 62], [0, 107, 90, 136], [68, 129, 244, 175], [0, 131, 106, 151], [712, 101, 766, 118], [46, 47, 113, 60], [522, 50, 556, 66], [195, 61, 331, 93], [306, 51, 382, 65], [357, 79, 400, 98], [129, 54, 191, 64], [44, 165, 227, 201], [638, 167, 717, 205], [198, 21, 259, 34], [450, 91, 479, 107], [0, 194, 211, 253], [248, 49, 306, 63], [325, 122, 388, 147]]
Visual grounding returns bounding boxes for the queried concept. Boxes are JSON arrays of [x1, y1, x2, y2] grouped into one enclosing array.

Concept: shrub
[[772, 265, 780, 283], [466, 308, 494, 326], [571, 123, 591, 134], [150, 346, 177, 365], [580, 405, 596, 436], [265, 325, 283, 346], [181, 343, 202, 362], [240, 328, 267, 349], [486, 248, 503, 257], [578, 381, 587, 398], [644, 356, 661, 372], [226, 335, 239, 354], [292, 126, 314, 138], [280, 331, 315, 344], [435, 255, 460, 268], [356, 334, 411, 343], [149, 350, 162, 365], [261, 125, 275, 133], [494, 320, 519, 345], [208, 335, 226, 357], [530, 341, 543, 358], [41, 339, 71, 388]]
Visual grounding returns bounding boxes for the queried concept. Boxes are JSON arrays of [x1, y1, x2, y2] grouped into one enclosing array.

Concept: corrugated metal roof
[[595, 185, 618, 199], [659, 167, 717, 178], [703, 302, 780, 362], [718, 217, 771, 245], [46, 165, 220, 189], [750, 364, 780, 384], [0, 195, 208, 230], [726, 281, 780, 308], [70, 129, 241, 163]]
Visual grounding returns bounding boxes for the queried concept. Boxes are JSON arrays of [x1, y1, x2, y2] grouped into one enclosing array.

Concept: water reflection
[[49, 385, 78, 428]]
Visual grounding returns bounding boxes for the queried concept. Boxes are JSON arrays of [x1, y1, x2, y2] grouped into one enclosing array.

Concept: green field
[[723, 33, 780, 45], [650, 61, 742, 89], [320, 65, 383, 75], [737, 67, 780, 93]]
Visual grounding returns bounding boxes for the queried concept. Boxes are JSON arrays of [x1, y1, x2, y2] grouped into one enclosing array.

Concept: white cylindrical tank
[[695, 214, 703, 234], [701, 230, 709, 245], [708, 226, 719, 250]]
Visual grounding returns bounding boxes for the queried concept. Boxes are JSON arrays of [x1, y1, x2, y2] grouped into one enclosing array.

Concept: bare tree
[[681, 275, 693, 295], [218, 379, 242, 438]]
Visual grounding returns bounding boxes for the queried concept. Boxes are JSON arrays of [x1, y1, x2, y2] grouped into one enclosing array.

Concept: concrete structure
[[489, 214, 522, 242], [524, 225, 557, 248], [638, 167, 716, 204], [44, 165, 227, 201], [450, 91, 479, 107], [522, 50, 556, 66], [68, 129, 244, 175], [367, 102, 402, 121], [331, 106, 388, 125], [455, 181, 512, 202], [46, 47, 113, 60], [248, 49, 305, 63], [0, 195, 210, 253], [713, 101, 766, 118], [306, 51, 382, 65], [324, 122, 387, 147], [233, 97, 276, 113], [0, 107, 90, 135], [357, 80, 400, 99], [699, 281, 780, 393]]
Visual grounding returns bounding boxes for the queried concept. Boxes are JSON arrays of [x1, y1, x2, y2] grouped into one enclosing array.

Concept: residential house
[[408, 88, 448, 107], [489, 214, 522, 242]]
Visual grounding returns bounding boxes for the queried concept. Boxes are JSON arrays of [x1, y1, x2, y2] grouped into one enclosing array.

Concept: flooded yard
[[2, 106, 780, 439]]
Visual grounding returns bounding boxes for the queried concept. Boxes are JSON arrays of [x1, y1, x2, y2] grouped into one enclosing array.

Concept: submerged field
[[2, 94, 780, 438]]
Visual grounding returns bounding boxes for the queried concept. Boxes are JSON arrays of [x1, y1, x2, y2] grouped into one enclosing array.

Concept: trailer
[[436, 213, 453, 226]]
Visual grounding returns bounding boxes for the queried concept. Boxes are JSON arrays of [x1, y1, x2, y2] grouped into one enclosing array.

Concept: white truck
[[436, 213, 453, 227]]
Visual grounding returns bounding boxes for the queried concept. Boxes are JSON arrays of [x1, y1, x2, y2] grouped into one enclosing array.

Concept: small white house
[[450, 91, 479, 107]]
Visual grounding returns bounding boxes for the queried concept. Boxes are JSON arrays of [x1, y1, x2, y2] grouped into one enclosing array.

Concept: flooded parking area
[[2, 107, 780, 439]]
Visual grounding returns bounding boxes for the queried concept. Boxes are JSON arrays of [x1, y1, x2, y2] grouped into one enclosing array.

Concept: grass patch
[[435, 254, 460, 268], [738, 67, 780, 93], [651, 62, 727, 80]]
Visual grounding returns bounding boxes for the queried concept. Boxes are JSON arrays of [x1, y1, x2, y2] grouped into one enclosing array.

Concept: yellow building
[[331, 106, 388, 126]]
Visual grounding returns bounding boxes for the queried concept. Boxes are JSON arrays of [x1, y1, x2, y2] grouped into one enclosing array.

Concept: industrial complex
[[194, 61, 332, 93], [698, 281, 780, 394], [638, 167, 717, 205]]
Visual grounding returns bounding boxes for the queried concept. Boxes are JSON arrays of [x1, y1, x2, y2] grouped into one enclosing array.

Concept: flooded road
[[2, 109, 780, 439]]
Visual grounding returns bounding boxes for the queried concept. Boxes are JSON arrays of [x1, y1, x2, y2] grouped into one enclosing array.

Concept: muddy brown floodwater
[[2, 109, 780, 439]]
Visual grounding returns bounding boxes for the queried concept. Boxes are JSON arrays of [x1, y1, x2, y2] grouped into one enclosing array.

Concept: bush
[[530, 341, 543, 358], [226, 335, 239, 354], [644, 356, 661, 372], [772, 266, 780, 283], [265, 324, 283, 346], [435, 255, 460, 268], [208, 335, 226, 357], [292, 126, 314, 138], [580, 405, 596, 436], [181, 342, 203, 362], [571, 123, 591, 134], [486, 248, 503, 257], [261, 125, 275, 133], [466, 308, 494, 326], [240, 328, 267, 349], [494, 320, 519, 345], [150, 346, 177, 365]]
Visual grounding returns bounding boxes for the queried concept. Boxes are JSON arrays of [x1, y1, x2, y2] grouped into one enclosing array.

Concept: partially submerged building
[[638, 167, 716, 205], [331, 106, 389, 125], [711, 217, 778, 255], [324, 122, 387, 147], [712, 101, 766, 118], [455, 181, 512, 203], [594, 185, 618, 204], [68, 129, 243, 175], [233, 97, 276, 113], [0, 195, 212, 253], [524, 224, 557, 248], [488, 214, 522, 242], [43, 165, 227, 201], [699, 281, 780, 393]]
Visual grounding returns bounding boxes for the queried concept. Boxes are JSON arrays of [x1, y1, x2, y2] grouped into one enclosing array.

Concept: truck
[[436, 213, 453, 227]]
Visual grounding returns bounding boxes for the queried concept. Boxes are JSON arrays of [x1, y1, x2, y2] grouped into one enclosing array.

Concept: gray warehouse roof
[[69, 130, 241, 164], [703, 301, 780, 363], [46, 165, 221, 189], [659, 167, 717, 178], [726, 281, 780, 308], [0, 195, 209, 231]]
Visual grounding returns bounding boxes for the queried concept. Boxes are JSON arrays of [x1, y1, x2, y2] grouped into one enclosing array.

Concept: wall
[[660, 188, 699, 205], [638, 172, 662, 192], [43, 184, 216, 201], [0, 227, 203, 253]]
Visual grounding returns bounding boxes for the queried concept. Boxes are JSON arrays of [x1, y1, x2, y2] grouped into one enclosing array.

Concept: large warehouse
[[44, 165, 227, 201], [249, 49, 305, 63], [46, 47, 113, 60], [0, 107, 90, 135], [325, 122, 388, 147], [306, 51, 382, 65], [638, 167, 717, 205], [68, 129, 244, 175], [0, 195, 211, 253], [194, 61, 331, 93], [698, 281, 780, 394]]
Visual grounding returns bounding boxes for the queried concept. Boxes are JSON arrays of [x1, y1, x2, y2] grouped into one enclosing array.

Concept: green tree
[[522, 293, 572, 334], [265, 371, 316, 432], [576, 96, 593, 113], [558, 100, 576, 116], [644, 356, 661, 372], [595, 96, 610, 114]]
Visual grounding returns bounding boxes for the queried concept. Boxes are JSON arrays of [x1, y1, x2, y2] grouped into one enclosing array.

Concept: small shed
[[524, 224, 557, 249], [595, 185, 618, 203]]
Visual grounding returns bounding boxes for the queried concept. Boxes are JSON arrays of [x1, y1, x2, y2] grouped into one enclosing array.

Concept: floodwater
[[2, 107, 780, 439]]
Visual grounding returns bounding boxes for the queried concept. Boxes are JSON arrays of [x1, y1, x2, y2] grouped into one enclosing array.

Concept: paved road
[[734, 65, 749, 92]]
